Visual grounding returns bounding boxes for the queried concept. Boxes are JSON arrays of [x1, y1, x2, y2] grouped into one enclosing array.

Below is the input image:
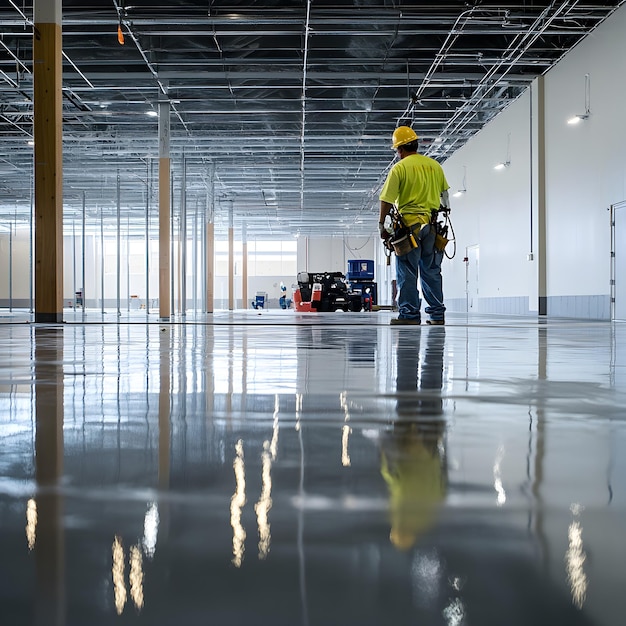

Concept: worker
[[378, 125, 450, 325]]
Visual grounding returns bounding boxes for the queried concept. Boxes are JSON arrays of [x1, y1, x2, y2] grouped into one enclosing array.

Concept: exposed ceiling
[[0, 0, 624, 239]]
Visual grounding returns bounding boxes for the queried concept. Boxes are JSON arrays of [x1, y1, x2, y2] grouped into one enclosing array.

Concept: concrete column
[[33, 0, 63, 323], [159, 99, 171, 321]]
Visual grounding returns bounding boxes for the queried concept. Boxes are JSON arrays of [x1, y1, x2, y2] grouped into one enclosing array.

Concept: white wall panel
[[443, 90, 534, 305], [442, 2, 626, 314]]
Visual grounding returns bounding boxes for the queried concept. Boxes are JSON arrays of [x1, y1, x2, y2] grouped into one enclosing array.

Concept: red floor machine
[[293, 271, 363, 312]]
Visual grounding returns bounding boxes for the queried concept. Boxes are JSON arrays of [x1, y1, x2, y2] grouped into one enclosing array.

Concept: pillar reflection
[[158, 326, 171, 543], [33, 327, 65, 626]]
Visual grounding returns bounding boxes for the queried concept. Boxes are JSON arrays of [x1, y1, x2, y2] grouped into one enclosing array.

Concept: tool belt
[[432, 209, 450, 252], [390, 221, 430, 256], [390, 224, 417, 256]]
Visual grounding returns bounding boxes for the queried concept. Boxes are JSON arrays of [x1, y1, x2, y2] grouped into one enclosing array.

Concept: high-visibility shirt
[[380, 435, 446, 550], [379, 153, 449, 227]]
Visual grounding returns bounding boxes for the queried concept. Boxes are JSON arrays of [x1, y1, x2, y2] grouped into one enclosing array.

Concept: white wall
[[443, 90, 534, 310], [0, 229, 31, 307], [543, 12, 626, 298], [440, 3, 626, 318], [298, 234, 377, 276]]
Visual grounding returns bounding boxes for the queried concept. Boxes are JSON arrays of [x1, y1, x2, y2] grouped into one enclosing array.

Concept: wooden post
[[242, 223, 248, 310], [206, 221, 215, 313], [159, 100, 171, 321], [33, 0, 63, 323], [227, 199, 234, 311], [205, 165, 215, 313]]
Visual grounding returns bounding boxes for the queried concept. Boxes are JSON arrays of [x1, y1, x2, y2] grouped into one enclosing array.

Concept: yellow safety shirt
[[379, 153, 449, 227]]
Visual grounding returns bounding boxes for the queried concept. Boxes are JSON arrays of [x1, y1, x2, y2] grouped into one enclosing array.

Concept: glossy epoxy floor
[[1, 310, 626, 626]]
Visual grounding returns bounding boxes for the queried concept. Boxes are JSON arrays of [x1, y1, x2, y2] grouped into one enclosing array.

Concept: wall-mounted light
[[453, 165, 467, 197], [146, 109, 158, 117], [567, 73, 590, 125], [567, 114, 589, 125], [494, 133, 511, 171]]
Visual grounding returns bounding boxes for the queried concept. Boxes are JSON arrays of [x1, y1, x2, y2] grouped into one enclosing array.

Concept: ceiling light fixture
[[567, 73, 590, 125], [146, 110, 158, 117]]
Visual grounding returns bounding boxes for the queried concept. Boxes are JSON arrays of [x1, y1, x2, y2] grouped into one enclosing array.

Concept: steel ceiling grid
[[0, 0, 624, 237]]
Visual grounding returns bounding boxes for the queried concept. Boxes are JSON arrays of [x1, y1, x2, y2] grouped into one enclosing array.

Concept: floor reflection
[[0, 315, 625, 624], [33, 327, 65, 626], [381, 328, 447, 551]]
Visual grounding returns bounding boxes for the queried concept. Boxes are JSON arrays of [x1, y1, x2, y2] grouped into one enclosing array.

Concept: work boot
[[426, 318, 445, 326], [390, 318, 420, 325]]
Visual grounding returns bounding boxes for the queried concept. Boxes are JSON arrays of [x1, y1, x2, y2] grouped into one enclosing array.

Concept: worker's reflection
[[380, 328, 447, 551]]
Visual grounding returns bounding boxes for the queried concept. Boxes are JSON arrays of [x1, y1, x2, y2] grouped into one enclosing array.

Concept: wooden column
[[205, 164, 215, 313], [33, 0, 63, 323], [206, 221, 215, 313], [159, 100, 171, 321], [242, 223, 248, 309], [228, 199, 234, 311]]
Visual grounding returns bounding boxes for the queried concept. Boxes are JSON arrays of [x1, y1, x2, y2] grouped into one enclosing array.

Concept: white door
[[466, 244, 479, 312], [615, 203, 626, 321]]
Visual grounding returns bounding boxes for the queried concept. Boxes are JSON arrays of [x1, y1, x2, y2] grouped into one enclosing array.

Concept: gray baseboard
[[444, 295, 610, 320]]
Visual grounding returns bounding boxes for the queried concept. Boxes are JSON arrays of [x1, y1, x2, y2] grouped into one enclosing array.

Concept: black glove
[[378, 222, 389, 239]]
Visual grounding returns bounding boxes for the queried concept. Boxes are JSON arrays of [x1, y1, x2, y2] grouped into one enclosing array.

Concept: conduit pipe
[[300, 0, 312, 217], [423, 1, 577, 158], [113, 0, 189, 134]]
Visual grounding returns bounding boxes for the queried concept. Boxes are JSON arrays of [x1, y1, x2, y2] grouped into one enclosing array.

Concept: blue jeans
[[396, 224, 445, 321]]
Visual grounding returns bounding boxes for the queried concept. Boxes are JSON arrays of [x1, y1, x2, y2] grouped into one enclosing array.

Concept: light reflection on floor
[[0, 311, 625, 625]]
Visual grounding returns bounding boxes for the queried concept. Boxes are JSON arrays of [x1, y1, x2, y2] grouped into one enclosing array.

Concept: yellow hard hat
[[391, 126, 418, 149]]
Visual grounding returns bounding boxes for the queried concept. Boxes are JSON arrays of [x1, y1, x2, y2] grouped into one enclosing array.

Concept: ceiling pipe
[[431, 0, 576, 159], [112, 0, 189, 135], [409, 7, 483, 111], [300, 0, 312, 217], [7, 0, 95, 91]]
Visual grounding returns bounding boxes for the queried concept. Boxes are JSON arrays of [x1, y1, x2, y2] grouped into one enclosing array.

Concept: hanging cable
[[117, 0, 125, 44]]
